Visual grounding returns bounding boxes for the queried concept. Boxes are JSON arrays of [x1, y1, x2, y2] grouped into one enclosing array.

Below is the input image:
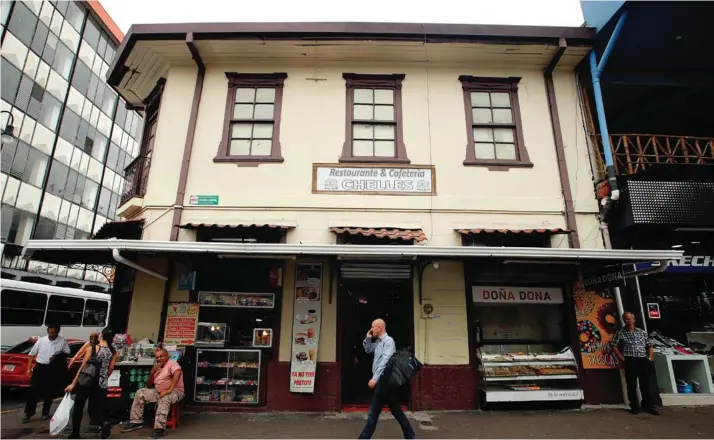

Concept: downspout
[[544, 37, 581, 248], [169, 32, 206, 241], [112, 248, 168, 281], [590, 11, 628, 210]]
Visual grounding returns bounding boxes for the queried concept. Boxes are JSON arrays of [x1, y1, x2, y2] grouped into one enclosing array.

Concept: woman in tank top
[[66, 327, 116, 439]]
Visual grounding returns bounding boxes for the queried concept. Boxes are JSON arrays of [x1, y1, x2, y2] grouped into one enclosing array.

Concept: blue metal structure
[[588, 11, 628, 201]]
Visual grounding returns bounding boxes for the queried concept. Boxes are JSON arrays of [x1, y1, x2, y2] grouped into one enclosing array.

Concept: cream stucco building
[[23, 22, 682, 411]]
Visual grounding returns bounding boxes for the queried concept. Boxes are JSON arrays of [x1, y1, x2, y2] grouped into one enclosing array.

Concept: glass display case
[[198, 291, 275, 309], [194, 349, 260, 404], [195, 322, 229, 347]]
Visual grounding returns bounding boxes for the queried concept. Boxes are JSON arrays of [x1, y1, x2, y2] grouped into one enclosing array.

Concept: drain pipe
[[590, 10, 628, 209], [589, 10, 628, 321], [112, 248, 168, 281]]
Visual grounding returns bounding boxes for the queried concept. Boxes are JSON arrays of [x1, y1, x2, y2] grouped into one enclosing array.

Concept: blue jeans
[[358, 383, 415, 439]]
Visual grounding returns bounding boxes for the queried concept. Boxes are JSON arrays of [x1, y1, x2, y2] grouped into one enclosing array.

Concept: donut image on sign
[[577, 319, 602, 353]]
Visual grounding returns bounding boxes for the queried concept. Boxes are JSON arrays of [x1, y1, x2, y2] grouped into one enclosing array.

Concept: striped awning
[[330, 227, 427, 242], [180, 223, 294, 230], [457, 228, 570, 235]]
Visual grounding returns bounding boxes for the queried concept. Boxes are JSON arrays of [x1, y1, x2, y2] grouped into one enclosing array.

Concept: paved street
[[2, 403, 714, 439], [1, 388, 29, 413]]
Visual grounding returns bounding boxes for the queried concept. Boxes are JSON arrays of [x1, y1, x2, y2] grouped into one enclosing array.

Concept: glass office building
[[1, 0, 141, 288]]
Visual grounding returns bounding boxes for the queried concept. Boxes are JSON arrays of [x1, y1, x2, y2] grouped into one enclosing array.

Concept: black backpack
[[77, 344, 101, 388], [383, 347, 423, 389]]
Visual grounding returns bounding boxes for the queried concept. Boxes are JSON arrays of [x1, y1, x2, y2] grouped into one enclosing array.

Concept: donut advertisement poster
[[573, 282, 618, 369]]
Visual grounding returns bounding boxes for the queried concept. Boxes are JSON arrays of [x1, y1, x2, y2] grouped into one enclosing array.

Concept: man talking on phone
[[121, 348, 184, 438], [359, 318, 415, 439]]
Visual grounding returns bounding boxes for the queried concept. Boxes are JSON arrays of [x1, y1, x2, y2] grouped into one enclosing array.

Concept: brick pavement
[[3, 404, 714, 438]]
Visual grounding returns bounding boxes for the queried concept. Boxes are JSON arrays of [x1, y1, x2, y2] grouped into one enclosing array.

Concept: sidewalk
[[3, 404, 714, 438]]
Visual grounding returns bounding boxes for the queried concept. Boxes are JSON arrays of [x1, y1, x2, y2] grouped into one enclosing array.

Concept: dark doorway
[[340, 277, 413, 407]]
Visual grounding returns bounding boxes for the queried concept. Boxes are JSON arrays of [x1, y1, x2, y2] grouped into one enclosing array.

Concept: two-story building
[[22, 22, 681, 411]]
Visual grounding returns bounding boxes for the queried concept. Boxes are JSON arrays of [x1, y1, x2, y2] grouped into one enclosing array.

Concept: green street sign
[[188, 195, 219, 206]]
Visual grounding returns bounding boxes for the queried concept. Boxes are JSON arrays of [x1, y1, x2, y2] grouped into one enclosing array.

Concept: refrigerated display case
[[478, 347, 583, 404], [194, 349, 260, 404]]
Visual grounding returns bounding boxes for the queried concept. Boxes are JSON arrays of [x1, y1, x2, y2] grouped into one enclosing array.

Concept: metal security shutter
[[339, 263, 412, 280]]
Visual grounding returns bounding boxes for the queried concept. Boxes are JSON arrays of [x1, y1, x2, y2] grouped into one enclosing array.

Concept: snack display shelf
[[485, 374, 577, 382], [482, 360, 576, 367], [194, 349, 261, 405]]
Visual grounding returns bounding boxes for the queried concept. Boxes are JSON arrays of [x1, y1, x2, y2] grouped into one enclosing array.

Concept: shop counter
[[106, 360, 156, 415]]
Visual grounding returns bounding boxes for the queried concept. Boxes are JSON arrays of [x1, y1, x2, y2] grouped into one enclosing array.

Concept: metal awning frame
[[22, 239, 683, 263]]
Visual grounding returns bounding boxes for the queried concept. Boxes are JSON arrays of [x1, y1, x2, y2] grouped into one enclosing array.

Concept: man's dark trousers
[[358, 382, 415, 439], [24, 364, 55, 417], [624, 356, 655, 411]]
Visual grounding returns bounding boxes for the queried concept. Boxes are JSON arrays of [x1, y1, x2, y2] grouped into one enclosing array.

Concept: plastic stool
[[165, 404, 180, 429]]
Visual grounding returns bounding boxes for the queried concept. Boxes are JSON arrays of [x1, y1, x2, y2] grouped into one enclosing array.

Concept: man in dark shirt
[[612, 312, 659, 416]]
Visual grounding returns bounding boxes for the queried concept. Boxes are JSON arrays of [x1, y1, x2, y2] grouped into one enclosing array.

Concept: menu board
[[573, 282, 618, 369], [163, 302, 200, 346], [289, 263, 323, 393]]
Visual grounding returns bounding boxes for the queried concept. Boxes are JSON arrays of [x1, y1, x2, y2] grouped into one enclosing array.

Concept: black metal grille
[[627, 180, 714, 226]]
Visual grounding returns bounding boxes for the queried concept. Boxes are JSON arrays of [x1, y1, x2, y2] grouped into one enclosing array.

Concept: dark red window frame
[[340, 73, 409, 164], [459, 75, 532, 170], [214, 72, 287, 164]]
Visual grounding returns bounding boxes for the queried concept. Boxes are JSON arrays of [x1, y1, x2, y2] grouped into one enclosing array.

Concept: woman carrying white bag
[[64, 328, 116, 439], [49, 393, 75, 436]]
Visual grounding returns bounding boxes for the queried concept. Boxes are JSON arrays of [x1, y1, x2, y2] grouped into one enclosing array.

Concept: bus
[[1, 279, 112, 351]]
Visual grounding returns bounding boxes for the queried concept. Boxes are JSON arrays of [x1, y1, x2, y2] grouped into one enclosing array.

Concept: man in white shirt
[[23, 324, 70, 423]]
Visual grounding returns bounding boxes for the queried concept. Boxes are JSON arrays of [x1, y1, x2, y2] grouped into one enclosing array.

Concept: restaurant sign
[[312, 164, 435, 195], [472, 286, 564, 304]]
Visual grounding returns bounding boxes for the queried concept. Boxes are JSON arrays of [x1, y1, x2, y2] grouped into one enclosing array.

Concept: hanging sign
[[472, 286, 564, 304], [178, 271, 196, 291], [647, 303, 661, 319], [582, 265, 625, 289], [163, 302, 200, 346], [289, 263, 323, 393]]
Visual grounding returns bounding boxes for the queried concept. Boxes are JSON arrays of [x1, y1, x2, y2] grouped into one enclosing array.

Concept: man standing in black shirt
[[612, 312, 660, 416]]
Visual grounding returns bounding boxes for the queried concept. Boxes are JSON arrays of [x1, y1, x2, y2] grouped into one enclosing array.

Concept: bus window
[[45, 295, 84, 326], [83, 299, 108, 327], [0, 289, 47, 326]]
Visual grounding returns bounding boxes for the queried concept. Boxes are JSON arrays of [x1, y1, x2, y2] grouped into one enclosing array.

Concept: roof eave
[[105, 21, 596, 86]]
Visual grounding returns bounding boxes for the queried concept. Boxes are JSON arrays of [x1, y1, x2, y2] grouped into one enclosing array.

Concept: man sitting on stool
[[121, 348, 184, 439]]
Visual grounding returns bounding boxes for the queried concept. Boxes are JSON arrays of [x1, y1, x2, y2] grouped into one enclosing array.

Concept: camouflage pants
[[129, 388, 184, 430]]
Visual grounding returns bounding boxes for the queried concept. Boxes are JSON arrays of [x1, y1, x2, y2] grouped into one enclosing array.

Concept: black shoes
[[148, 429, 166, 438], [630, 407, 641, 415], [121, 422, 144, 433]]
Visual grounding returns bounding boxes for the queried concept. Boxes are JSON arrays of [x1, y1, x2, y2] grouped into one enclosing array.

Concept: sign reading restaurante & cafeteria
[[472, 286, 564, 304], [312, 164, 436, 195]]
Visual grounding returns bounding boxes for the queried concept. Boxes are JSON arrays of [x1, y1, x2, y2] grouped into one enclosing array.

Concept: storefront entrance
[[338, 263, 413, 407]]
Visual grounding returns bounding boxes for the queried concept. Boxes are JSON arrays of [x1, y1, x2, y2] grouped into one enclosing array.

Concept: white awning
[[22, 239, 683, 265]]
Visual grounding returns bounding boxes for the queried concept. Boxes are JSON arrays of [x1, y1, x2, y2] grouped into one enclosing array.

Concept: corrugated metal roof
[[457, 228, 570, 235], [180, 223, 294, 230], [330, 227, 427, 242]]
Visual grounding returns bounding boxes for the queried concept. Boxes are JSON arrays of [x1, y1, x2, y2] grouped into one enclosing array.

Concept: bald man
[[359, 319, 415, 439], [612, 312, 659, 416]]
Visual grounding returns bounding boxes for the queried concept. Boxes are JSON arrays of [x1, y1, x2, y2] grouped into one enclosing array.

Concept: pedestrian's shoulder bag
[[77, 344, 101, 388], [384, 347, 423, 389]]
